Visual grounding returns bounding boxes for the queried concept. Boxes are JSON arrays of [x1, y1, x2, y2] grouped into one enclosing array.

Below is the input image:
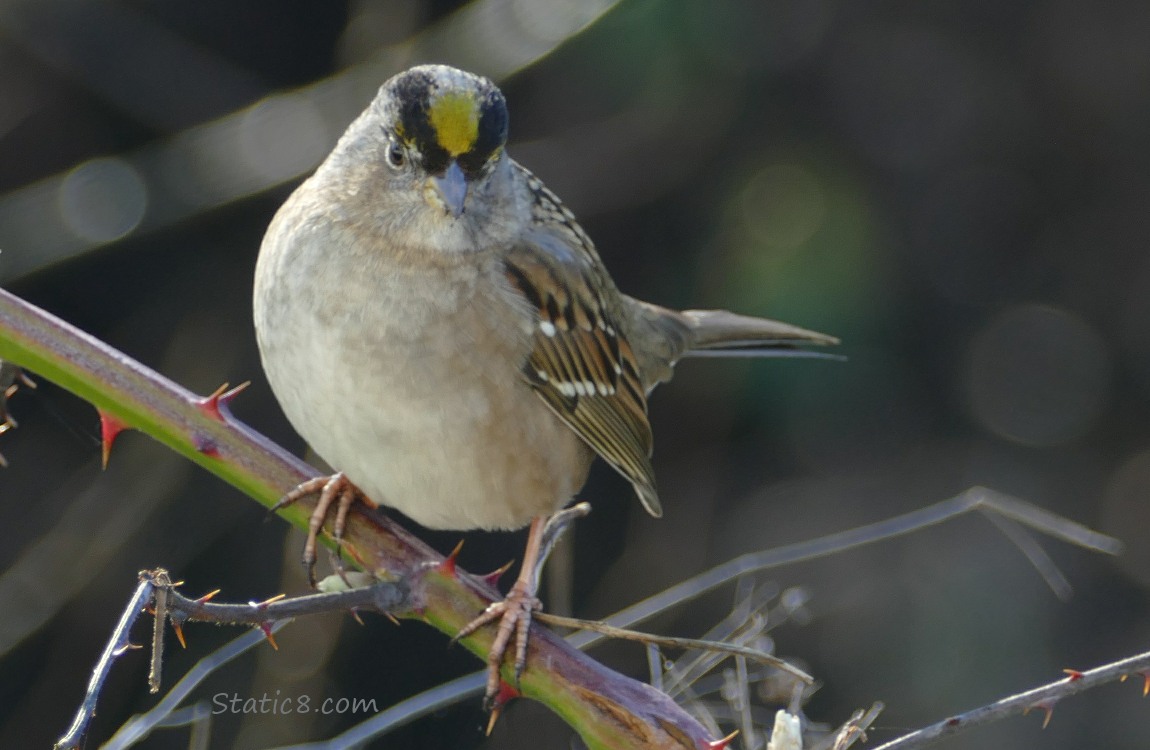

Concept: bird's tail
[[679, 308, 839, 358]]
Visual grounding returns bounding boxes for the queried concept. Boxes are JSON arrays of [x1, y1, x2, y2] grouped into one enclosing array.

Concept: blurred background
[[2, 0, 1149, 747]]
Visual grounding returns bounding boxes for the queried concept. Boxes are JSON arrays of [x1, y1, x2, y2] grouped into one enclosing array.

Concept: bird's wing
[[501, 166, 660, 516]]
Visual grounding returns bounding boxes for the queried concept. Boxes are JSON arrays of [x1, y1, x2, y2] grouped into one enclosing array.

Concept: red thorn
[[97, 410, 129, 469], [704, 730, 740, 749], [945, 717, 961, 727], [1063, 669, 1084, 681], [258, 622, 278, 650], [481, 560, 514, 589], [198, 382, 249, 421], [438, 540, 465, 577], [485, 681, 521, 734]]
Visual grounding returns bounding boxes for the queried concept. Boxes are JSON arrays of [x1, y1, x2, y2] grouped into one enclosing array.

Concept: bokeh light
[[58, 157, 147, 244], [966, 304, 1110, 446]]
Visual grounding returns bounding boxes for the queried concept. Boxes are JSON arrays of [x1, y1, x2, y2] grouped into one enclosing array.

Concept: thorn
[[114, 643, 143, 656], [704, 729, 740, 749], [220, 381, 249, 406], [384, 612, 401, 626], [485, 706, 502, 736], [195, 589, 221, 604], [1024, 701, 1056, 729], [1063, 669, 1084, 681], [349, 609, 365, 627], [172, 621, 187, 649], [97, 410, 129, 469], [481, 560, 514, 589], [198, 382, 230, 420], [250, 593, 287, 609], [484, 681, 521, 734], [198, 382, 250, 421], [258, 622, 278, 650], [1127, 672, 1150, 697], [438, 539, 465, 577]]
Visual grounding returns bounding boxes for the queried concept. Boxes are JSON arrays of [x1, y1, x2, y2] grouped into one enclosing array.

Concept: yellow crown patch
[[428, 92, 479, 156]]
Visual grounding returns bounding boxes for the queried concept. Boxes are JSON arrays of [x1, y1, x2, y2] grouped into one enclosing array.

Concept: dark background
[[2, 0, 1150, 748]]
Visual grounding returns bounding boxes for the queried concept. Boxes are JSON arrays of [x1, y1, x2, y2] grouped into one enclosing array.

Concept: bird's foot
[[271, 472, 372, 586], [455, 577, 542, 706]]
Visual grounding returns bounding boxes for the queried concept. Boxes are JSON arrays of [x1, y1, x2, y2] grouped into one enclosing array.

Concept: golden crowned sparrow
[[253, 64, 835, 700]]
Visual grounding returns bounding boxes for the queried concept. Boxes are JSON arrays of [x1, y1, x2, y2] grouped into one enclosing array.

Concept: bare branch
[[54, 575, 155, 750], [535, 611, 813, 684], [568, 486, 1122, 652]]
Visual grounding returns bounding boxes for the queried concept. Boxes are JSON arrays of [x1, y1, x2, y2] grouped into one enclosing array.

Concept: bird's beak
[[430, 160, 467, 219]]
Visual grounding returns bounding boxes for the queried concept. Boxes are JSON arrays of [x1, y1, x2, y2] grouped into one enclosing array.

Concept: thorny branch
[[0, 285, 723, 750], [54, 568, 411, 750], [872, 649, 1150, 749]]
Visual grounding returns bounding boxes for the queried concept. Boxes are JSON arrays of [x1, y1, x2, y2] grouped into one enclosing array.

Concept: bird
[[253, 64, 836, 702]]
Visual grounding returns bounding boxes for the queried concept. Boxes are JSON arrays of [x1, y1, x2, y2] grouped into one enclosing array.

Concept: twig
[[872, 650, 1150, 749], [148, 570, 411, 629], [54, 575, 155, 750], [827, 703, 884, 750], [568, 486, 1122, 652], [661, 581, 782, 699], [148, 570, 171, 693], [535, 612, 814, 684]]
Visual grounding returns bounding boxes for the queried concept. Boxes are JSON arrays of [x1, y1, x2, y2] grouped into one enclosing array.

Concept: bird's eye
[[386, 140, 406, 169]]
